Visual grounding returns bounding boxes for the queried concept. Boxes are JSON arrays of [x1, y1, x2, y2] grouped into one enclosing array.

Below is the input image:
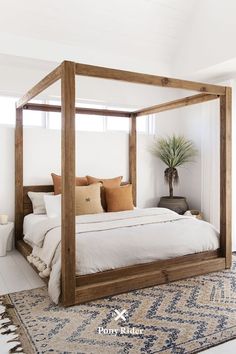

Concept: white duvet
[[23, 208, 219, 304]]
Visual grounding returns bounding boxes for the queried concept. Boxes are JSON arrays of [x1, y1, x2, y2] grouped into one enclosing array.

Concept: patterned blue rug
[[4, 258, 236, 353]]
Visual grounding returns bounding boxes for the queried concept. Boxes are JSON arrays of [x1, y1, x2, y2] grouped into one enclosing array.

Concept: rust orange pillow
[[86, 175, 123, 188], [51, 173, 88, 195], [105, 184, 134, 212], [86, 175, 123, 210]]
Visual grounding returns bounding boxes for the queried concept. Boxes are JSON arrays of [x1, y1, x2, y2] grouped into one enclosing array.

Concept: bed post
[[61, 61, 76, 306], [220, 87, 232, 269], [15, 107, 23, 242], [129, 114, 137, 206]]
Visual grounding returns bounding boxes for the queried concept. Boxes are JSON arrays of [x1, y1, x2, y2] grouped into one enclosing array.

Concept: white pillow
[[28, 192, 53, 215], [44, 194, 61, 218]]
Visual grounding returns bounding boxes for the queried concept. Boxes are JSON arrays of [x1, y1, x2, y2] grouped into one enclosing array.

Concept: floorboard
[[0, 249, 44, 295]]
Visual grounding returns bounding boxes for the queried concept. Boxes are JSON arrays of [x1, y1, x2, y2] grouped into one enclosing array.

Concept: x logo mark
[[114, 309, 127, 321]]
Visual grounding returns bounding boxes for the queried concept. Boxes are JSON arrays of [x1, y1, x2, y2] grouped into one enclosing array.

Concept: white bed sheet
[[24, 209, 220, 273], [76, 218, 219, 274], [23, 208, 220, 303]]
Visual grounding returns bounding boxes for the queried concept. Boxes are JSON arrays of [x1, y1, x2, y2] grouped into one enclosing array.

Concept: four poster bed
[[15, 61, 232, 307]]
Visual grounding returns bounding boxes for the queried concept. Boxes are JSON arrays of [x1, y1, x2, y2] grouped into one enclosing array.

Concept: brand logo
[[97, 308, 144, 336], [114, 309, 127, 321]]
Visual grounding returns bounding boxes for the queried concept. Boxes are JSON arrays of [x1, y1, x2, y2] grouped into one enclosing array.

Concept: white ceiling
[[0, 0, 198, 69], [0, 0, 235, 86]]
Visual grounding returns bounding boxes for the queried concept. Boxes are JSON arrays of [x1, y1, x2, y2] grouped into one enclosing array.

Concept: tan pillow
[[51, 173, 88, 195], [86, 175, 123, 210], [75, 183, 104, 215], [105, 184, 134, 212]]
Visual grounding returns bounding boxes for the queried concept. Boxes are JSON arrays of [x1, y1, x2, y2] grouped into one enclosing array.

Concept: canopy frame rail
[[15, 60, 232, 307], [135, 93, 219, 116], [23, 102, 132, 117]]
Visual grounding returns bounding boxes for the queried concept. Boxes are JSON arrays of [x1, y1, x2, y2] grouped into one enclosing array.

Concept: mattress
[[23, 208, 220, 303]]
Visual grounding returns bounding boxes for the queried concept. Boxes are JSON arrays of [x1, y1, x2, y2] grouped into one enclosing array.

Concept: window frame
[[0, 95, 155, 134]]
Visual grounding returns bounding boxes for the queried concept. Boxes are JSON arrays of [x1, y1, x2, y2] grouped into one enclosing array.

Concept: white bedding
[[23, 208, 219, 303], [23, 213, 48, 245]]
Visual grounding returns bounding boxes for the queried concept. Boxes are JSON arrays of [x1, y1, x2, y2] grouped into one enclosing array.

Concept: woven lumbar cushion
[[75, 183, 104, 215], [51, 173, 88, 195], [105, 184, 134, 212], [86, 175, 123, 210]]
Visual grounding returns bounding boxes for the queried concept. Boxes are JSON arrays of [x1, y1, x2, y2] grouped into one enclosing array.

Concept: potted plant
[[150, 135, 197, 214]]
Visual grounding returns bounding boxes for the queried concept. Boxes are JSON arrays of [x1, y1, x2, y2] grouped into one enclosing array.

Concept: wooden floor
[[0, 249, 44, 295], [0, 250, 235, 353]]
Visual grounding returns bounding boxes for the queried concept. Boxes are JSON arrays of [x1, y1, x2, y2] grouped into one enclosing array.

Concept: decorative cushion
[[75, 183, 104, 215], [51, 173, 88, 195], [86, 175, 123, 210], [44, 194, 61, 218], [28, 191, 53, 215], [86, 175, 122, 188], [105, 184, 134, 212]]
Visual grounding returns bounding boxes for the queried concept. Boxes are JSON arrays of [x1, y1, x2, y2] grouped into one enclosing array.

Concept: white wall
[[173, 0, 236, 77], [0, 126, 15, 220], [0, 125, 163, 221], [23, 128, 129, 185]]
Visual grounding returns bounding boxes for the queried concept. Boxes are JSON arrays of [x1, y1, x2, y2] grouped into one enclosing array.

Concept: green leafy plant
[[150, 135, 197, 197]]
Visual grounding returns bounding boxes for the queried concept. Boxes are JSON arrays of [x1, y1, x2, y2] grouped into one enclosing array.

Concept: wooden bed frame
[[15, 61, 232, 306]]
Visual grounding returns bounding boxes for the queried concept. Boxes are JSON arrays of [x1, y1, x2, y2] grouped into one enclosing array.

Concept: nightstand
[[0, 222, 14, 256]]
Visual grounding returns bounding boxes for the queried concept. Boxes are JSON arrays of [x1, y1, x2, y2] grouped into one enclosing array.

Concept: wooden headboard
[[23, 185, 54, 216]]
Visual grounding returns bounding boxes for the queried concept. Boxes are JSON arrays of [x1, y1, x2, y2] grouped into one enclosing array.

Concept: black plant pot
[[158, 196, 189, 215]]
